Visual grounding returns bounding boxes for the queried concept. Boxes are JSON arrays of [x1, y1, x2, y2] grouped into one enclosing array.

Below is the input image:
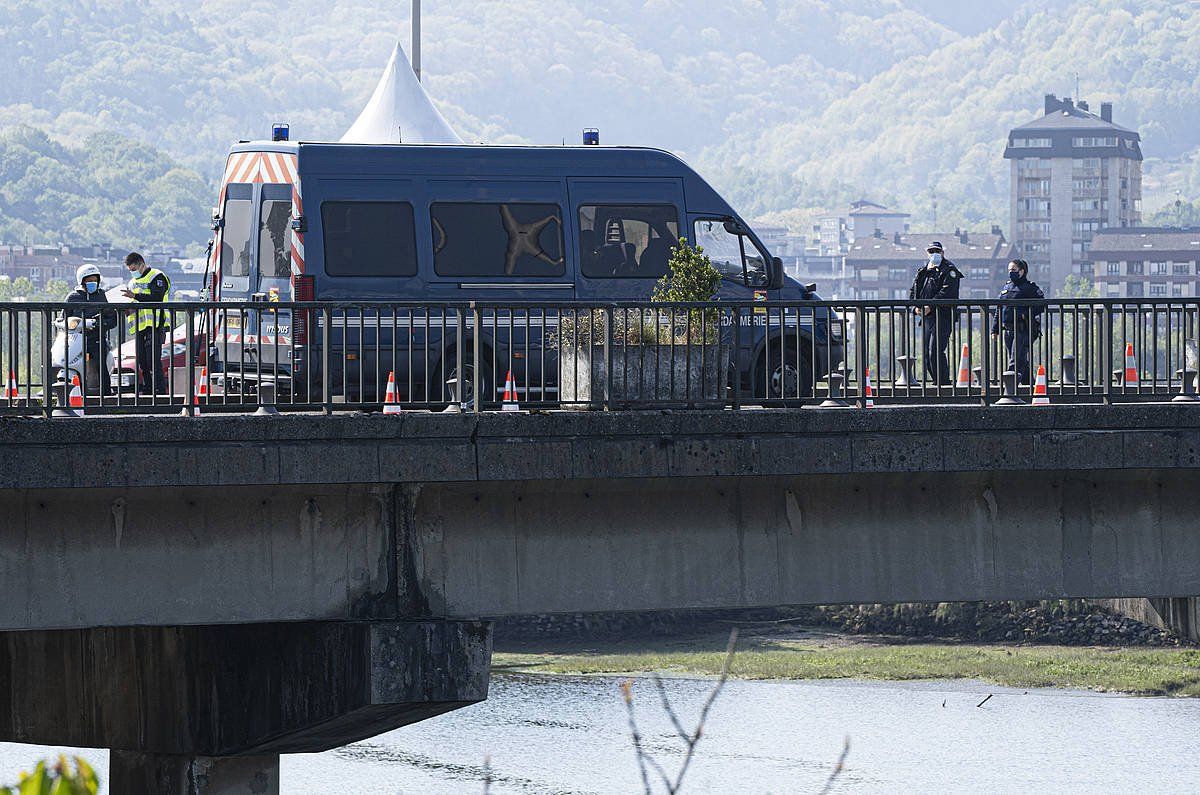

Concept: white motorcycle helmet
[[76, 264, 102, 285]]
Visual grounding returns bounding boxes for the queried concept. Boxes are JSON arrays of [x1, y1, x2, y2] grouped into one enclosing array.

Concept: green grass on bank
[[493, 642, 1200, 696]]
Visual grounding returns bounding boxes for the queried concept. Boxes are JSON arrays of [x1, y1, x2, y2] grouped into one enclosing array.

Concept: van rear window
[[258, 187, 292, 279], [432, 202, 564, 278], [220, 186, 253, 279], [321, 202, 418, 278], [579, 204, 679, 279]]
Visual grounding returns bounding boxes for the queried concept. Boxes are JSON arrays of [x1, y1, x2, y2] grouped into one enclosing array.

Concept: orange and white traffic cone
[[383, 371, 402, 414], [1123, 343, 1139, 387], [184, 367, 209, 416], [1032, 364, 1050, 406], [68, 374, 84, 415], [954, 344, 974, 388], [501, 370, 520, 412], [4, 369, 18, 403], [863, 367, 875, 409]]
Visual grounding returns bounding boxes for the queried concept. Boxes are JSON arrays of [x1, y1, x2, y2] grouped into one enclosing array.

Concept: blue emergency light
[[582, 128, 599, 146], [272, 123, 290, 142]]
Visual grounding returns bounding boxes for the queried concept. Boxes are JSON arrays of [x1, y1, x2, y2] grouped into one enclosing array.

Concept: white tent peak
[[340, 42, 463, 145]]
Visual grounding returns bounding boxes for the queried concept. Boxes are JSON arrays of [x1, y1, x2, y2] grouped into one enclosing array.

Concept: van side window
[[258, 186, 292, 278], [579, 205, 679, 279], [321, 202, 418, 277], [432, 202, 564, 277], [220, 185, 254, 278]]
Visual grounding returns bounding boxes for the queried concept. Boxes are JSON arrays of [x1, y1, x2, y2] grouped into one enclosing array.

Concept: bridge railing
[[0, 298, 1196, 415]]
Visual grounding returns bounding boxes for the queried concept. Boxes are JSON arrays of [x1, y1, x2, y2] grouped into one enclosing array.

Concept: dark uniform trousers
[[922, 309, 954, 385], [136, 327, 168, 394]]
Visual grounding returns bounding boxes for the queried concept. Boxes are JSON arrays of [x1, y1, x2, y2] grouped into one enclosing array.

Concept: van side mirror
[[770, 256, 784, 289]]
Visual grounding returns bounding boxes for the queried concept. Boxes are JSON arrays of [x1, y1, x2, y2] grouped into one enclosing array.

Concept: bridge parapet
[[2, 404, 1199, 491]]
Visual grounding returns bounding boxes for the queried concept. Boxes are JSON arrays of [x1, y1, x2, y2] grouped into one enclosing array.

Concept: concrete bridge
[[1, 405, 1198, 792]]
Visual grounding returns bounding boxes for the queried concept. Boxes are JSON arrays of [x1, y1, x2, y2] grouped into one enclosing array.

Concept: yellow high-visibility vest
[[130, 268, 171, 331]]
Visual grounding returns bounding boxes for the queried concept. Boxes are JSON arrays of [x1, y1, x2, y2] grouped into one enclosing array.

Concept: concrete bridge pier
[[0, 619, 491, 794]]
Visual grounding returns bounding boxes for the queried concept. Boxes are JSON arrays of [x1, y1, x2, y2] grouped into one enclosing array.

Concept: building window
[[859, 289, 878, 300], [1013, 137, 1051, 147], [970, 288, 989, 299], [1072, 136, 1117, 147], [1127, 281, 1144, 297], [888, 267, 908, 281], [1150, 282, 1167, 297], [858, 268, 879, 281], [893, 288, 909, 299], [1126, 261, 1144, 275], [1173, 262, 1190, 275], [1107, 284, 1122, 298], [1150, 261, 1168, 275], [969, 267, 990, 280], [1173, 283, 1185, 297], [1078, 263, 1094, 276]]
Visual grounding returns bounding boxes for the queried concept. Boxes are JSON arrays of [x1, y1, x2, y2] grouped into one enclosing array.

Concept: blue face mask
[[1009, 271, 1022, 283], [84, 281, 99, 294], [928, 253, 943, 267]]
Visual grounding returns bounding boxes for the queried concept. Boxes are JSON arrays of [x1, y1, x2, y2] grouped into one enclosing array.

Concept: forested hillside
[[2, 0, 1200, 247]]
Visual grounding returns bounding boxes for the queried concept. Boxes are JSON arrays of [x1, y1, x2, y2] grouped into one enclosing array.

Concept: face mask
[[1009, 271, 1021, 283], [929, 253, 943, 267], [84, 281, 98, 294]]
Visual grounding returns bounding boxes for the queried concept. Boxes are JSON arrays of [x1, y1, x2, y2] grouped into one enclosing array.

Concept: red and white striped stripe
[[212, 150, 306, 298]]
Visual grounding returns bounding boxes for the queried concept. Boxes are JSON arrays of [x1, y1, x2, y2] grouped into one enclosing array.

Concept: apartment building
[[1004, 94, 1142, 293], [844, 228, 1015, 300], [1088, 228, 1200, 298]]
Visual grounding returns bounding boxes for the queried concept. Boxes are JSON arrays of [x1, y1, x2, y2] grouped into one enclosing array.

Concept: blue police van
[[207, 140, 841, 404]]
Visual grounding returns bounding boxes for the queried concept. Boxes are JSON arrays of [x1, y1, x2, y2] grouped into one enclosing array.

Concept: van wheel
[[753, 347, 813, 404], [441, 356, 493, 409]]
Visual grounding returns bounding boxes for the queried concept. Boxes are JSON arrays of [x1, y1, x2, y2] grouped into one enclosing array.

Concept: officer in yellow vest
[[120, 252, 171, 394]]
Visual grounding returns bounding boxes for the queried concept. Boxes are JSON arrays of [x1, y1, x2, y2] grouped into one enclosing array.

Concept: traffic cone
[[183, 367, 209, 416], [1032, 365, 1050, 406], [955, 344, 973, 388], [382, 371, 402, 414], [502, 370, 520, 412], [1123, 343, 1139, 387], [68, 374, 84, 414], [863, 367, 875, 409], [4, 369, 17, 402]]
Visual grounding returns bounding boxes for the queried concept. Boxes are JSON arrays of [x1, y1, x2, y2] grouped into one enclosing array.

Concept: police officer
[[909, 241, 963, 384], [120, 252, 171, 394], [991, 258, 1045, 385], [65, 264, 117, 395]]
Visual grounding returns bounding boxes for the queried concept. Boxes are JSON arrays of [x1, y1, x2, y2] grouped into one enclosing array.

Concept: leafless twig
[[622, 628, 739, 793], [816, 737, 850, 795], [976, 693, 994, 708]]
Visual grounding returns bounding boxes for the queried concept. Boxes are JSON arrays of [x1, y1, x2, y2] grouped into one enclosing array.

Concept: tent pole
[[412, 0, 421, 82]]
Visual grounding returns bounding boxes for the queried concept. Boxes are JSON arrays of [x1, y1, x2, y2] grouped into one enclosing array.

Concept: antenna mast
[[412, 0, 422, 82]]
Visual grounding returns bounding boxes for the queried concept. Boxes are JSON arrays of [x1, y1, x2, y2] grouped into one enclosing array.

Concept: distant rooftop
[[848, 199, 909, 218], [1013, 94, 1136, 134], [847, 229, 1012, 262], [1088, 227, 1200, 256]]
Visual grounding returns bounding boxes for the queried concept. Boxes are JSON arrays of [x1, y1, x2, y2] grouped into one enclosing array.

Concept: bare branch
[[669, 628, 739, 794], [817, 737, 851, 795], [622, 679, 654, 795], [652, 674, 691, 744]]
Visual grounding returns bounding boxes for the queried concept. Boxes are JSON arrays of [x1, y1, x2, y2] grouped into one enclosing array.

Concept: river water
[[2, 673, 1198, 793]]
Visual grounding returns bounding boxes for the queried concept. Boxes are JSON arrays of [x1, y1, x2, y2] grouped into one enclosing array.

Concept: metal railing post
[[321, 306, 332, 415], [455, 307, 466, 408], [604, 306, 613, 410], [1103, 303, 1114, 405], [731, 305, 742, 410], [41, 309, 52, 418], [472, 302, 482, 414], [854, 305, 867, 408]]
